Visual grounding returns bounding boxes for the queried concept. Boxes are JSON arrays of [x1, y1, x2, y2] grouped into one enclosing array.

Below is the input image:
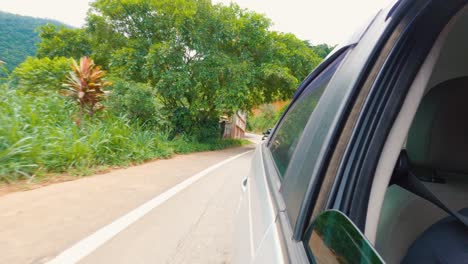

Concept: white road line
[[47, 150, 253, 264]]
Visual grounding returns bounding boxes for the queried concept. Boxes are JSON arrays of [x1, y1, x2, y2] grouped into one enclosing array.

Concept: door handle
[[241, 177, 248, 192]]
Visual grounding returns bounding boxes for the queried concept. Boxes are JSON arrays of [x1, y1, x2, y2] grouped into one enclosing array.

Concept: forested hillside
[[0, 11, 63, 71]]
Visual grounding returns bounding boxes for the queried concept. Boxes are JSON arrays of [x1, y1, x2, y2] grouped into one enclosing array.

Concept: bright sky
[[0, 0, 394, 45]]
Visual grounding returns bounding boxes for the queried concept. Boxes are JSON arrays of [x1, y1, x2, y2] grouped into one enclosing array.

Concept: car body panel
[[233, 0, 427, 262], [251, 221, 284, 264], [233, 146, 283, 263]]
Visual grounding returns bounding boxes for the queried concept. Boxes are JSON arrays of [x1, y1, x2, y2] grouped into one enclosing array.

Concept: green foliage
[[169, 137, 249, 154], [0, 1, 332, 183], [10, 57, 71, 94], [0, 84, 245, 182], [0, 11, 65, 71], [309, 43, 335, 59], [85, 0, 321, 137], [37, 24, 92, 59], [107, 78, 166, 128], [268, 33, 322, 95], [247, 103, 288, 133]]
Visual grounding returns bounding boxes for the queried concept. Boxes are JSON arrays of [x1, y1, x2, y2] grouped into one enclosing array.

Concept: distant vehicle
[[234, 0, 468, 263], [262, 128, 272, 140]]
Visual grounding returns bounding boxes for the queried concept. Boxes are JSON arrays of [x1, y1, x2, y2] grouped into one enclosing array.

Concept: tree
[[0, 11, 65, 71], [309, 43, 335, 59], [37, 24, 92, 60], [255, 32, 322, 102], [46, 0, 323, 138], [10, 57, 71, 94], [107, 78, 164, 128]]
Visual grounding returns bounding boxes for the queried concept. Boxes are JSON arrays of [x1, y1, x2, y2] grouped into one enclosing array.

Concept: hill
[[0, 11, 65, 71]]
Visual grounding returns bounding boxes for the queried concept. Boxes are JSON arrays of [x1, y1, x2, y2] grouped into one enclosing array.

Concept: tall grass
[[0, 85, 245, 182]]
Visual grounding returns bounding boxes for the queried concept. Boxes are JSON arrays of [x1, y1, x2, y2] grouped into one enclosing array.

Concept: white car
[[234, 0, 468, 263]]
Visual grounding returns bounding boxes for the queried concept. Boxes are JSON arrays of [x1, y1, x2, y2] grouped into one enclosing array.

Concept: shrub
[[190, 116, 222, 142], [167, 106, 222, 142], [10, 57, 71, 94], [107, 78, 167, 129], [62, 57, 111, 117]]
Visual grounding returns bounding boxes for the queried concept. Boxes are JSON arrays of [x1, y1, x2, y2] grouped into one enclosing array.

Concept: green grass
[[168, 137, 249, 154], [0, 85, 248, 183]]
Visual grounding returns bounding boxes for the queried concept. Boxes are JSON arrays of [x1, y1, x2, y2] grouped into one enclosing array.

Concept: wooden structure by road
[[222, 111, 246, 139]]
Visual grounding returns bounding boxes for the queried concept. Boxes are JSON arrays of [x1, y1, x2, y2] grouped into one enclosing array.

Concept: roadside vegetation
[[247, 103, 289, 134], [0, 0, 333, 183], [0, 83, 245, 182]]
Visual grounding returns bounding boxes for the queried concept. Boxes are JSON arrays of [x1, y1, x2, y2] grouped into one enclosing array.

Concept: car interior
[[365, 5, 468, 264]]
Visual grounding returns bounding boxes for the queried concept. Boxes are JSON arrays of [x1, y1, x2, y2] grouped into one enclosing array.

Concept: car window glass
[[269, 54, 347, 178]]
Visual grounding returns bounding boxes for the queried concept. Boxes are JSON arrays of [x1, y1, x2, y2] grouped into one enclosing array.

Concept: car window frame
[[277, 49, 353, 224], [265, 47, 351, 182], [261, 47, 358, 262], [264, 0, 425, 245], [329, 0, 468, 231], [295, 0, 434, 240], [267, 50, 350, 180], [258, 0, 428, 261], [259, 49, 354, 263]]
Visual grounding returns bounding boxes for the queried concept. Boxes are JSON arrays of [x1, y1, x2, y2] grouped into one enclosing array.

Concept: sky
[[0, 0, 394, 45]]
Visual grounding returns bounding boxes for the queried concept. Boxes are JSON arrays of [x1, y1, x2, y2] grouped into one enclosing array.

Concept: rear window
[[268, 54, 346, 178]]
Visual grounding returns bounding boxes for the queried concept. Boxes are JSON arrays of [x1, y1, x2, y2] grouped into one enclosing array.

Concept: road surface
[[0, 135, 262, 264]]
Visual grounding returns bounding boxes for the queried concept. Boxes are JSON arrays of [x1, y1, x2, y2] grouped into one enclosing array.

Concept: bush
[[187, 115, 222, 142], [9, 57, 71, 94], [107, 79, 167, 129], [166, 106, 222, 142], [62, 57, 110, 117]]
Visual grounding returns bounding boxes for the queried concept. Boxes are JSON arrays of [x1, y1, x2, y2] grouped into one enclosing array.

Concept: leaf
[[61, 57, 111, 116]]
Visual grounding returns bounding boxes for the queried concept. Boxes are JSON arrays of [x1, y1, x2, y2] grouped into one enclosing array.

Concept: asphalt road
[[0, 134, 262, 264]]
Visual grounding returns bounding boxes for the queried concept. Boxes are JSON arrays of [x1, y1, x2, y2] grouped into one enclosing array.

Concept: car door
[[324, 0, 468, 256], [233, 47, 353, 264], [302, 0, 468, 263], [234, 0, 447, 263]]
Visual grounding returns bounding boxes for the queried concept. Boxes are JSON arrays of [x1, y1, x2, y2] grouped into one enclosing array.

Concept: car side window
[[268, 54, 347, 178]]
